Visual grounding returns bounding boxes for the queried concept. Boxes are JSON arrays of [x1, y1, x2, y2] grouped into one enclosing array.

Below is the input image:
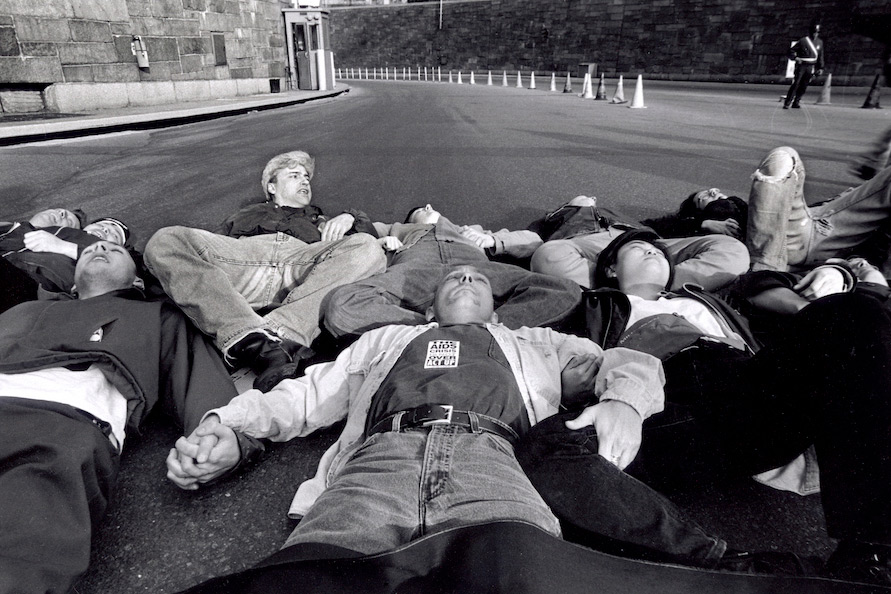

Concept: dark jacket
[[642, 196, 748, 240], [527, 204, 642, 242], [218, 203, 377, 242], [0, 289, 237, 434], [0, 222, 99, 292], [583, 285, 760, 360]]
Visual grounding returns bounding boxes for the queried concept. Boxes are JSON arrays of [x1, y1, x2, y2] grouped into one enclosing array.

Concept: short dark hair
[[403, 205, 426, 224], [72, 209, 87, 229], [592, 229, 674, 290]]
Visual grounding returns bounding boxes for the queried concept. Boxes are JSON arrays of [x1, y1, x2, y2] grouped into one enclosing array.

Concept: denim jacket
[[208, 322, 664, 517]]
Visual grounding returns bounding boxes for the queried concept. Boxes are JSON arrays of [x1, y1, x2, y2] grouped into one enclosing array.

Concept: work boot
[[716, 549, 809, 576], [825, 541, 891, 586], [226, 331, 314, 391]]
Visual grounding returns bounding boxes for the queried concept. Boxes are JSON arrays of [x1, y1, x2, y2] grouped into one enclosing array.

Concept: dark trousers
[[0, 258, 38, 315], [785, 65, 815, 106], [0, 398, 119, 594], [519, 291, 891, 565]]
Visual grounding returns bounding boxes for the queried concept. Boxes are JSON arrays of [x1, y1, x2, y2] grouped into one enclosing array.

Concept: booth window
[[212, 33, 227, 66]]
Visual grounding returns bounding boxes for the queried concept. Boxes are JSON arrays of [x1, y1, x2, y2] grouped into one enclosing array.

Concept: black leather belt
[[368, 404, 519, 443]]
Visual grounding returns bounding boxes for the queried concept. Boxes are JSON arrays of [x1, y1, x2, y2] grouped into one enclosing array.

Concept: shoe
[[783, 104, 790, 109], [226, 331, 313, 390], [851, 164, 878, 181], [791, 103, 801, 109], [716, 549, 808, 576], [825, 541, 891, 586]]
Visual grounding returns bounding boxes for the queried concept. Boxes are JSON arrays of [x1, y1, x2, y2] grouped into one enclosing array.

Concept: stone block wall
[[0, 0, 291, 111], [330, 0, 891, 85]]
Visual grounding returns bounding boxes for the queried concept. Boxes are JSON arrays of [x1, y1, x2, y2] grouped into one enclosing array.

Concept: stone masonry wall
[[0, 0, 289, 108], [331, 0, 891, 85]]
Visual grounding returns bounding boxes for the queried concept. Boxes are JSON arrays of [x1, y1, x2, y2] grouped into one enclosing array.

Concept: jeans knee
[[530, 241, 581, 275], [144, 226, 193, 270], [754, 146, 799, 182], [341, 233, 386, 272]]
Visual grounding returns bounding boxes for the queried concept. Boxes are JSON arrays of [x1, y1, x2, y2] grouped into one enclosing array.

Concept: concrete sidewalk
[[0, 86, 348, 146]]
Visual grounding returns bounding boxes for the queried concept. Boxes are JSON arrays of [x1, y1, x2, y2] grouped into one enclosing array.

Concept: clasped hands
[[166, 414, 241, 490]]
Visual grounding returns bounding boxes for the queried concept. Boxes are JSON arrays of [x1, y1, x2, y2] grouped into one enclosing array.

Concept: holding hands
[[459, 226, 495, 250], [166, 415, 241, 490]]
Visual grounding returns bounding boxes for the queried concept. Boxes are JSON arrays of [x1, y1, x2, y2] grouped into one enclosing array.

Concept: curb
[[0, 87, 349, 146]]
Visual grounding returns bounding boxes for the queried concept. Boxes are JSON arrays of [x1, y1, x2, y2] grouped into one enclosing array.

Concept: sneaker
[[825, 541, 891, 586], [716, 549, 808, 576], [783, 104, 790, 110], [791, 103, 801, 109]]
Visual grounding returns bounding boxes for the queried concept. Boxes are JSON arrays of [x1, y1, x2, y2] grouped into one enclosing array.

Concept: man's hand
[[166, 415, 240, 490], [318, 213, 355, 242], [565, 400, 642, 470], [794, 267, 845, 301], [700, 218, 741, 239], [23, 230, 79, 259], [560, 353, 599, 403], [378, 236, 403, 251], [459, 226, 495, 250]]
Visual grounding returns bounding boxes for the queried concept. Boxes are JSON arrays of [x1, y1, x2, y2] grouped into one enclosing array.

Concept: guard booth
[[283, 1, 335, 91]]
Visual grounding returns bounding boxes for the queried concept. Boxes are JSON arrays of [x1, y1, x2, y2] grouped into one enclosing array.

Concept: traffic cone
[[595, 73, 607, 99], [448, 71, 453, 83], [628, 74, 646, 108], [863, 73, 882, 109], [549, 72, 557, 92], [516, 71, 523, 88], [609, 75, 627, 103], [502, 71, 508, 86], [530, 71, 536, 89], [563, 71, 573, 93], [470, 71, 476, 84], [487, 71, 493, 85], [457, 71, 463, 84], [424, 67, 428, 82], [577, 73, 588, 97], [815, 73, 832, 104], [583, 73, 595, 99], [438, 67, 442, 82], [365, 68, 369, 79]]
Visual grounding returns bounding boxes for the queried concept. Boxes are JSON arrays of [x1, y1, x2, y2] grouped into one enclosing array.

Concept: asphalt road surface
[[2, 80, 889, 593]]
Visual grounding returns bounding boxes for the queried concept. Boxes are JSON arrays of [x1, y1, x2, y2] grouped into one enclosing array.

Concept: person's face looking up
[[409, 204, 442, 225], [268, 165, 312, 208], [29, 208, 80, 229], [84, 220, 126, 245], [693, 188, 728, 210], [612, 240, 671, 292], [428, 265, 497, 325]]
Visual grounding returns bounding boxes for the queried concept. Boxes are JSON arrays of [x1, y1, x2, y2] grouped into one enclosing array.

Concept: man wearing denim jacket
[[166, 265, 664, 562], [144, 150, 386, 391]]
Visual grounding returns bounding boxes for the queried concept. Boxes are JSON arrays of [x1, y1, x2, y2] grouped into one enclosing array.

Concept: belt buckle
[[421, 404, 453, 426]]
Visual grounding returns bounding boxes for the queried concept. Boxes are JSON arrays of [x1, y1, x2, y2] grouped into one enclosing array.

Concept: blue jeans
[[144, 228, 386, 352], [322, 240, 581, 338], [530, 229, 749, 290], [281, 426, 561, 556], [747, 146, 891, 271]]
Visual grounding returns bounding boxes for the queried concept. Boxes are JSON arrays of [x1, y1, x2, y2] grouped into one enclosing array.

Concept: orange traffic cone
[[457, 71, 463, 84], [448, 71, 454, 83], [815, 73, 832, 104], [628, 74, 646, 108], [583, 73, 595, 99], [609, 75, 627, 104], [563, 71, 573, 93], [470, 71, 476, 84], [529, 71, 536, 89], [863, 73, 882, 109], [502, 71, 508, 86], [595, 73, 607, 99], [549, 72, 557, 92], [516, 71, 523, 88], [487, 70, 493, 85]]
